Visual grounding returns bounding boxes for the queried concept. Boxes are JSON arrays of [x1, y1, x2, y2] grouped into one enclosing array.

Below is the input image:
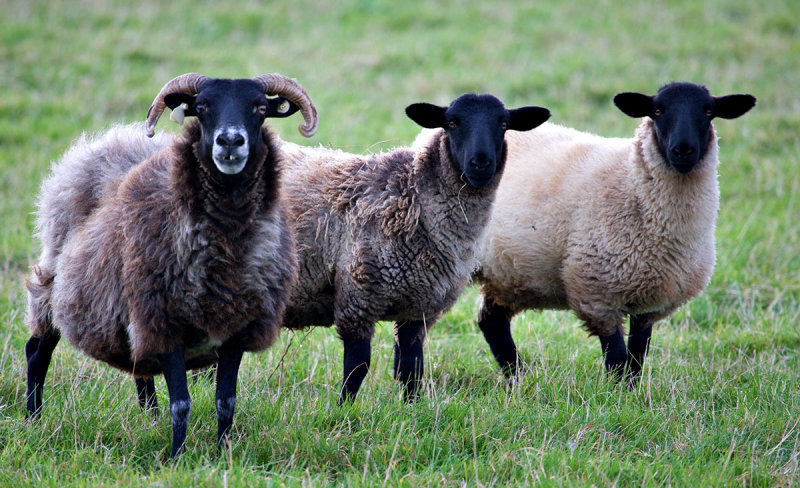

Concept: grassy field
[[1, 0, 798, 485]]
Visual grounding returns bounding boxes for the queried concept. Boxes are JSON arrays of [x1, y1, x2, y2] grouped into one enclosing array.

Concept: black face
[[164, 79, 300, 177], [406, 94, 550, 187], [614, 82, 756, 173]]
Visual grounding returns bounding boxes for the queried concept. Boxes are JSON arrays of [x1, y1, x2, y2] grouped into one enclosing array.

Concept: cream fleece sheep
[[480, 119, 717, 325], [475, 82, 755, 384]]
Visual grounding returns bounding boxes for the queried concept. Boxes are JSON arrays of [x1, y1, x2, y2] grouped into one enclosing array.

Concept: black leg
[[215, 341, 244, 450], [25, 329, 61, 419], [135, 377, 158, 415], [339, 334, 372, 405], [159, 348, 190, 459], [598, 327, 627, 382], [477, 297, 519, 377], [393, 320, 426, 402], [626, 314, 654, 388]]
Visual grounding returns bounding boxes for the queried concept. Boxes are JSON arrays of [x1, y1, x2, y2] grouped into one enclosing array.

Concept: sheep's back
[[478, 123, 632, 311], [278, 140, 473, 328], [34, 124, 169, 270], [50, 150, 173, 370], [278, 143, 399, 327], [479, 121, 718, 327], [278, 144, 355, 316]]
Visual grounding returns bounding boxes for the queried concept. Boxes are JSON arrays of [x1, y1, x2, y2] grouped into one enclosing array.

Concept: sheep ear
[[507, 106, 551, 132], [164, 93, 198, 117], [613, 92, 654, 118], [405, 103, 447, 129], [265, 96, 301, 119], [713, 94, 756, 119]]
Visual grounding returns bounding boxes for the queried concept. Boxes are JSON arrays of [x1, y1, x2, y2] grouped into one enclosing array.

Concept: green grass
[[1, 0, 798, 485]]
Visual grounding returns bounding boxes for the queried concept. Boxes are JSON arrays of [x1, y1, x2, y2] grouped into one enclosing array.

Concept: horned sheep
[[278, 93, 550, 403], [475, 82, 755, 385], [24, 72, 318, 457]]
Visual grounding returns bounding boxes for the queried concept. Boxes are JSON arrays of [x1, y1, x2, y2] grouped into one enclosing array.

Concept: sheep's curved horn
[[144, 73, 211, 138], [252, 74, 318, 137]]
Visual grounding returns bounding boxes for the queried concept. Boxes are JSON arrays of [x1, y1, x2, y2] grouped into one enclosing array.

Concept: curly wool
[[27, 121, 297, 375], [279, 130, 503, 340], [26, 124, 171, 338], [477, 119, 719, 336]]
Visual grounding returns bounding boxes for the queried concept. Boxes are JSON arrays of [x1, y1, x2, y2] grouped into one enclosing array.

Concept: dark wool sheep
[[476, 82, 756, 385], [278, 94, 550, 403], [24, 73, 318, 457]]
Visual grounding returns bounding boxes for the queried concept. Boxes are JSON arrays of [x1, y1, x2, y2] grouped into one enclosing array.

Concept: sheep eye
[[195, 104, 206, 114], [705, 109, 713, 117], [500, 121, 508, 130], [653, 108, 663, 117], [258, 105, 268, 115], [447, 121, 457, 129]]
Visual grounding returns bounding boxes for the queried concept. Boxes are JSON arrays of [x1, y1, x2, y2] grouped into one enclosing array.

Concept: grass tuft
[[1, 0, 798, 485]]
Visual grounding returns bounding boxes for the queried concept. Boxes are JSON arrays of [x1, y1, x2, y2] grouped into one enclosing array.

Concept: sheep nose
[[671, 144, 695, 159], [216, 133, 245, 147], [469, 156, 493, 170]]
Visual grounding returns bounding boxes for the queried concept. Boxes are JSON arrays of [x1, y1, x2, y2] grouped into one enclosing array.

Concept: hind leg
[[597, 326, 627, 382], [339, 334, 372, 405], [393, 320, 427, 402], [135, 376, 158, 415], [477, 296, 520, 377], [25, 329, 61, 419]]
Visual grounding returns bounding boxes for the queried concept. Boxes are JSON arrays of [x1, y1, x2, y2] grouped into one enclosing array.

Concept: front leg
[[597, 326, 627, 382], [159, 348, 190, 459], [477, 296, 520, 377], [338, 326, 373, 406], [393, 320, 427, 402], [215, 340, 245, 450], [626, 314, 654, 388], [25, 329, 61, 419]]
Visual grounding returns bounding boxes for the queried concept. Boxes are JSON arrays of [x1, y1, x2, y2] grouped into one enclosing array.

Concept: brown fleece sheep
[[278, 93, 550, 403], [24, 73, 318, 457]]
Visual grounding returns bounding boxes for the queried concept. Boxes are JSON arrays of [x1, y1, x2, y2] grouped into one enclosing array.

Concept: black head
[[405, 94, 550, 187], [145, 73, 317, 181], [164, 79, 301, 177], [614, 82, 756, 173]]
